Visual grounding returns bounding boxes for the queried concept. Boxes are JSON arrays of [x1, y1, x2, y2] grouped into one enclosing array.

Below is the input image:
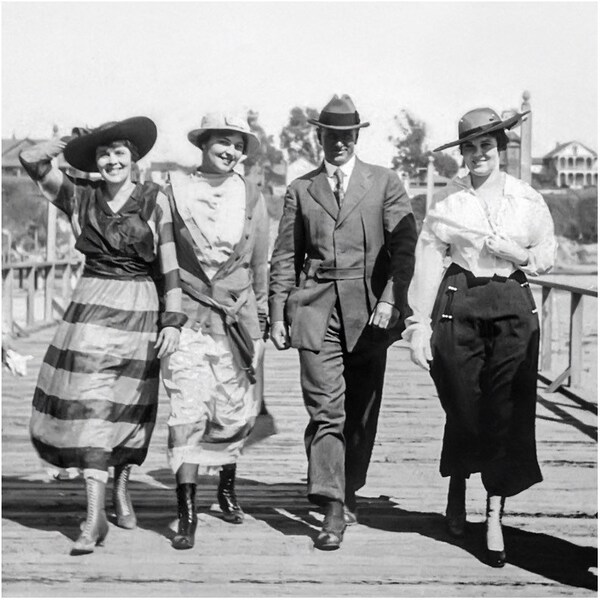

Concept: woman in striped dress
[[19, 117, 186, 555]]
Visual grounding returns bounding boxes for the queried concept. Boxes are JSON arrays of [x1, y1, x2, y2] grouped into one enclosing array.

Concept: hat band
[[319, 110, 360, 127], [459, 122, 503, 140]]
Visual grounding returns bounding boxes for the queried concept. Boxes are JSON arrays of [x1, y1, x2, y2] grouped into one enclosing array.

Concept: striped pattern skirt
[[30, 275, 160, 471]]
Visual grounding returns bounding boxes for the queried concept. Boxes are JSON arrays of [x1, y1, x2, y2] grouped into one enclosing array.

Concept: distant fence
[[2, 258, 83, 334], [532, 278, 597, 403]]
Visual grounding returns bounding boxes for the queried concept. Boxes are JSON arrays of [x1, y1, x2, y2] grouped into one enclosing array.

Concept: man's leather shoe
[[315, 500, 346, 551], [344, 487, 358, 526], [343, 505, 358, 526]]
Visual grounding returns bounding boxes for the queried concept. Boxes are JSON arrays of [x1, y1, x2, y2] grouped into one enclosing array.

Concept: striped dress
[[30, 175, 181, 471]]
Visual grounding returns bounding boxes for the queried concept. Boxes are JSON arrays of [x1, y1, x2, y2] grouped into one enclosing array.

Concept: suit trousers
[[299, 301, 387, 505]]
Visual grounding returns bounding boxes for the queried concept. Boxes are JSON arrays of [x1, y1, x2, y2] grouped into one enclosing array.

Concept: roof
[[543, 141, 597, 159]]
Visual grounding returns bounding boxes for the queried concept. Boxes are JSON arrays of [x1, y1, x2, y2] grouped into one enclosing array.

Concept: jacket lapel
[[167, 190, 212, 289], [307, 166, 339, 221], [336, 159, 371, 228]]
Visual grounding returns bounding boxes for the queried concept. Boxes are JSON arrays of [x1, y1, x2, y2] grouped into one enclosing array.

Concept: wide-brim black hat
[[433, 108, 530, 152], [63, 116, 157, 173], [308, 94, 370, 130]]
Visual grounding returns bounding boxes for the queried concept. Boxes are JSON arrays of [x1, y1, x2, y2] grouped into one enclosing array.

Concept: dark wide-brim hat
[[308, 94, 370, 130], [63, 116, 157, 172], [433, 107, 530, 152]]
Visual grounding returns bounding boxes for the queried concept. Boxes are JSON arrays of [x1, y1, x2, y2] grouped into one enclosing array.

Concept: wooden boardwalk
[[2, 326, 597, 597]]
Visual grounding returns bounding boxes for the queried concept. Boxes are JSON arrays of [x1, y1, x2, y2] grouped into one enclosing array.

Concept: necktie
[[334, 168, 345, 207]]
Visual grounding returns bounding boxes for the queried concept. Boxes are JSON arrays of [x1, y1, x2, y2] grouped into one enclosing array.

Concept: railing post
[[26, 267, 36, 327], [569, 292, 584, 388], [520, 91, 532, 185], [2, 268, 14, 334], [44, 264, 55, 321], [540, 286, 553, 371]]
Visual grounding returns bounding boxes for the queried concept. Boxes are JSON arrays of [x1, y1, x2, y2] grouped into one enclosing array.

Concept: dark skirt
[[30, 276, 160, 471], [430, 263, 543, 497]]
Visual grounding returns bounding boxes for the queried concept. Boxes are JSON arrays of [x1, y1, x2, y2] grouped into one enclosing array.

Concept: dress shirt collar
[[324, 155, 356, 180]]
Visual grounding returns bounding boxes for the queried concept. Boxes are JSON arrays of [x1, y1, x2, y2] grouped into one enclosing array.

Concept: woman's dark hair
[[99, 139, 140, 162], [460, 129, 509, 154], [197, 129, 248, 154], [118, 139, 141, 162]]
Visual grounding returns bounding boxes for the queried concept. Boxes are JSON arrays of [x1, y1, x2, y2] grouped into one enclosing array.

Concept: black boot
[[172, 483, 197, 550], [217, 464, 244, 524], [112, 464, 136, 530]]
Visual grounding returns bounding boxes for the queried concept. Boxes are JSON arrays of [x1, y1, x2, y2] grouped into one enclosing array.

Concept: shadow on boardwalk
[[3, 472, 597, 593]]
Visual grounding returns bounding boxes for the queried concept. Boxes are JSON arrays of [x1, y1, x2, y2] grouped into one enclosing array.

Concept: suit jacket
[[167, 172, 269, 340], [269, 158, 417, 352]]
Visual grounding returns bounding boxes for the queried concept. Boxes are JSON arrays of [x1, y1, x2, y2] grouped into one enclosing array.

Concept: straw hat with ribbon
[[187, 113, 260, 156]]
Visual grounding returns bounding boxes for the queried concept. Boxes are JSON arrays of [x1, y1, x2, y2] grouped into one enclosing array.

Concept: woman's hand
[[409, 327, 433, 371], [485, 235, 529, 266], [155, 327, 180, 359]]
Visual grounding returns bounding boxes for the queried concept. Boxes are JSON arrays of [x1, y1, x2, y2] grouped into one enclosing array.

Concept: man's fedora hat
[[433, 107, 530, 152], [64, 116, 157, 173], [187, 113, 260, 156], [308, 94, 370, 130]]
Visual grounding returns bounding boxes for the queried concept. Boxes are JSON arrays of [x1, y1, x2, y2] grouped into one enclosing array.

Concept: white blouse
[[170, 170, 246, 279], [404, 173, 557, 335]]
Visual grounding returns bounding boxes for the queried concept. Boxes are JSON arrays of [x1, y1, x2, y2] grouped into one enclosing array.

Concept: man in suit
[[269, 94, 417, 550]]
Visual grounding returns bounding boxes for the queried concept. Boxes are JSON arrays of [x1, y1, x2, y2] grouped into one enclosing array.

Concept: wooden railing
[[2, 258, 83, 334], [531, 278, 597, 398]]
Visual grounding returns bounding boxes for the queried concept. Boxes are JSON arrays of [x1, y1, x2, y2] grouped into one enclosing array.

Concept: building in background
[[541, 142, 598, 189]]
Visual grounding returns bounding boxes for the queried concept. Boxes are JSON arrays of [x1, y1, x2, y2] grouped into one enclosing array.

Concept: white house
[[542, 141, 598, 188]]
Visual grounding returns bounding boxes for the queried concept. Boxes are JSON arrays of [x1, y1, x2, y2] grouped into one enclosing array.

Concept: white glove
[[408, 326, 433, 371], [485, 235, 529, 266]]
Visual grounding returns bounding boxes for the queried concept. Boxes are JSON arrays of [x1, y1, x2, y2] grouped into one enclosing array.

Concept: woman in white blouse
[[404, 108, 556, 568]]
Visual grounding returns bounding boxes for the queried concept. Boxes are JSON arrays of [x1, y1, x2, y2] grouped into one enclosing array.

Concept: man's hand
[[485, 235, 529, 266], [155, 327, 180, 359], [408, 327, 433, 371], [269, 320, 291, 350], [368, 301, 400, 330]]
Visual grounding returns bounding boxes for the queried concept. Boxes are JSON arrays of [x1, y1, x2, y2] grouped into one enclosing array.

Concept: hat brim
[[63, 116, 157, 173], [307, 118, 370, 130], [433, 111, 530, 152], [187, 127, 260, 156]]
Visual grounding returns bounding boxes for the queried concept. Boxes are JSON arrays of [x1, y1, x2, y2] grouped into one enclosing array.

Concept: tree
[[279, 106, 322, 165], [245, 110, 283, 173], [433, 152, 459, 179], [390, 109, 458, 179], [244, 110, 287, 219]]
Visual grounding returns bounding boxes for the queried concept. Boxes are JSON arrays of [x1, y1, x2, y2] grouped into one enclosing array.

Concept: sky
[[1, 1, 598, 169]]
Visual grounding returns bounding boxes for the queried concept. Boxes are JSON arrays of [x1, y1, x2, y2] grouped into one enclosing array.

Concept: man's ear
[[316, 128, 324, 147], [354, 129, 360, 144]]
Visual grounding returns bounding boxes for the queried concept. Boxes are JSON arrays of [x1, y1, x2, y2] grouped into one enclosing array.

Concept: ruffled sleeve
[[519, 188, 557, 276]]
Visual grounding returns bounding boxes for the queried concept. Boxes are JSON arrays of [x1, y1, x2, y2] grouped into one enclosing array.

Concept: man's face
[[319, 128, 358, 166]]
